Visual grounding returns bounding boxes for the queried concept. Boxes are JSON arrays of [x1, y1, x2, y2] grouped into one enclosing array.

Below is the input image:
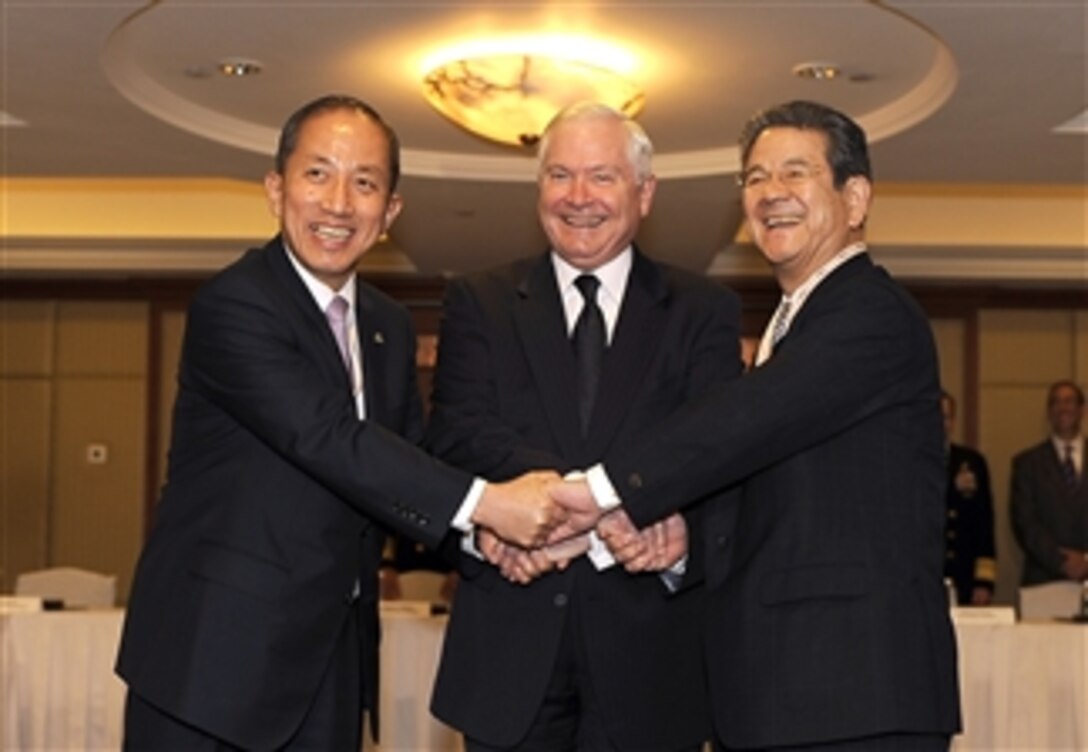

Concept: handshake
[[470, 471, 688, 584]]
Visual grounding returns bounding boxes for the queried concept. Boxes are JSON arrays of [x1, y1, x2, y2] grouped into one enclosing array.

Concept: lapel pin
[[373, 332, 385, 345]]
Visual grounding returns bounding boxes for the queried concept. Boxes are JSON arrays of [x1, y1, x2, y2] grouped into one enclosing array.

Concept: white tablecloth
[[1, 609, 125, 751], [0, 605, 458, 751], [952, 619, 1086, 751], [2, 607, 1084, 751]]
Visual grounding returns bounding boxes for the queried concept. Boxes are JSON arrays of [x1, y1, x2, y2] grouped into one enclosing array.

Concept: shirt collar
[[779, 241, 867, 311], [550, 246, 633, 307], [1052, 434, 1084, 455], [283, 241, 358, 313]]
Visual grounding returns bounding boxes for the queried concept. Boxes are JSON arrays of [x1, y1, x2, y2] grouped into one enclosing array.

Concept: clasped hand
[[476, 475, 687, 585]]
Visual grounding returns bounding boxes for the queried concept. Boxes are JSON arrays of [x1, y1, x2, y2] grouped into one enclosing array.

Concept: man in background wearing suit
[[553, 100, 961, 750], [940, 390, 997, 605], [116, 95, 562, 751], [1011, 379, 1088, 585], [425, 103, 743, 751]]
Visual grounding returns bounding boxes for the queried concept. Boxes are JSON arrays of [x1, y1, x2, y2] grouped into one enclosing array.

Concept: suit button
[[715, 535, 729, 549], [553, 593, 568, 607], [627, 473, 643, 490]]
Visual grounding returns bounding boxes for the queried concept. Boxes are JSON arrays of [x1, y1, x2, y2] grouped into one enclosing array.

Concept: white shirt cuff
[[585, 464, 622, 511], [586, 531, 617, 570], [452, 477, 487, 532]]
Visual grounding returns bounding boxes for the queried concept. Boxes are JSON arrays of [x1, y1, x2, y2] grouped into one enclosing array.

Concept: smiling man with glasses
[[550, 100, 962, 751]]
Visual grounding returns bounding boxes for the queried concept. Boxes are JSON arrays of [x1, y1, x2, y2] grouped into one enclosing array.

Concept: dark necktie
[[1062, 443, 1078, 489], [572, 274, 605, 435]]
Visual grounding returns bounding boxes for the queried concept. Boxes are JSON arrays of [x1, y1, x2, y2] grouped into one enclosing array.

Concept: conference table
[[1, 603, 1084, 751]]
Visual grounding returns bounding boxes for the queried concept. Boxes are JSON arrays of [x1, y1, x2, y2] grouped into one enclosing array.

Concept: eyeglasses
[[737, 161, 824, 190]]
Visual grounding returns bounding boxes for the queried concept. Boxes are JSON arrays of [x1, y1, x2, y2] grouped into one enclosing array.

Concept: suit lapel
[[354, 281, 388, 426], [513, 257, 584, 461], [263, 237, 352, 390], [585, 250, 669, 458], [775, 252, 874, 356]]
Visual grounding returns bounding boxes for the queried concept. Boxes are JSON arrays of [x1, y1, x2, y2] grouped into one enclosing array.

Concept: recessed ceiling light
[[792, 62, 840, 80], [217, 58, 263, 77]]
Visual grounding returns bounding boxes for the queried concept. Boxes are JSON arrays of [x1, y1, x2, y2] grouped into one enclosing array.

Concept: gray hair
[[537, 102, 653, 184]]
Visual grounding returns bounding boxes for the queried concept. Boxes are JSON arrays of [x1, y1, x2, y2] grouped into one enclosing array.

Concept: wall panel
[[50, 377, 146, 603], [0, 380, 52, 592]]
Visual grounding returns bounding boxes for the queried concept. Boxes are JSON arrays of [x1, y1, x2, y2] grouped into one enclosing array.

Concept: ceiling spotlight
[[217, 58, 263, 77], [792, 62, 840, 80]]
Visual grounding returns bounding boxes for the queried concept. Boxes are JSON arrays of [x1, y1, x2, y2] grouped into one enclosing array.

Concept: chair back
[[14, 567, 117, 608], [1018, 581, 1081, 621], [396, 570, 449, 603]]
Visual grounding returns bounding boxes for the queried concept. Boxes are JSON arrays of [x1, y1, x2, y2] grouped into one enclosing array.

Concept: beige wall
[[931, 317, 968, 444], [1, 300, 148, 602]]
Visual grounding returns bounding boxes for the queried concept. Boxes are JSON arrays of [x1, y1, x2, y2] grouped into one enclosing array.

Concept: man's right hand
[[472, 470, 565, 548], [546, 477, 604, 543]]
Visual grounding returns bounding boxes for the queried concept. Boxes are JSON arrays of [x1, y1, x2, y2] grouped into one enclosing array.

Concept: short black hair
[[1049, 379, 1086, 406], [274, 94, 401, 192], [739, 100, 871, 188]]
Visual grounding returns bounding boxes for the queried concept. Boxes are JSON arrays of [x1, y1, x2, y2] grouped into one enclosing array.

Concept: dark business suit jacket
[[944, 443, 997, 604], [426, 250, 742, 749], [1010, 438, 1088, 585], [603, 254, 961, 748], [116, 237, 471, 750]]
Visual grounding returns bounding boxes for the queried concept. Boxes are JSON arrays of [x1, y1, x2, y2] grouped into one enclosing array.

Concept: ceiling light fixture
[[421, 36, 645, 148], [792, 62, 841, 80], [796, 62, 844, 81], [217, 58, 263, 77]]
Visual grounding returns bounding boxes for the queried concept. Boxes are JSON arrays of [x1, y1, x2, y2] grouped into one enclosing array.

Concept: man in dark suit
[[425, 103, 743, 751], [115, 95, 562, 751], [1011, 379, 1088, 585], [940, 390, 997, 605], [552, 101, 961, 750]]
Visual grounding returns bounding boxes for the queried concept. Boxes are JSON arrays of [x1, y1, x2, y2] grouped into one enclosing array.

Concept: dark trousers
[[465, 596, 702, 752], [714, 733, 950, 752], [124, 607, 363, 751]]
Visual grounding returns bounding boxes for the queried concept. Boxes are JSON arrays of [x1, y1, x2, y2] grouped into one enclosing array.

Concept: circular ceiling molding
[[100, 2, 956, 184]]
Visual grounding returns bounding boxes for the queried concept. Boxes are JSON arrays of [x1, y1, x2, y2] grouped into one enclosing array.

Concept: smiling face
[[1048, 382, 1085, 439], [537, 116, 655, 271], [741, 127, 870, 292], [264, 107, 402, 291]]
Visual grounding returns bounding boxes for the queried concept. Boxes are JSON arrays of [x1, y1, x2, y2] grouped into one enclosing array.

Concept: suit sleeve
[[607, 275, 937, 528], [668, 284, 744, 591], [425, 277, 568, 478], [182, 275, 472, 548]]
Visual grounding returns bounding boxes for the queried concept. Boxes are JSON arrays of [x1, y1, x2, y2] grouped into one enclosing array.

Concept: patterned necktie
[[1062, 443, 1078, 489], [771, 298, 792, 349], [572, 274, 605, 435], [325, 296, 353, 376]]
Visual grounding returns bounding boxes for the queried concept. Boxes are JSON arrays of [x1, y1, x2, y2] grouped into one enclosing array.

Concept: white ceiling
[[2, 0, 1085, 278]]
